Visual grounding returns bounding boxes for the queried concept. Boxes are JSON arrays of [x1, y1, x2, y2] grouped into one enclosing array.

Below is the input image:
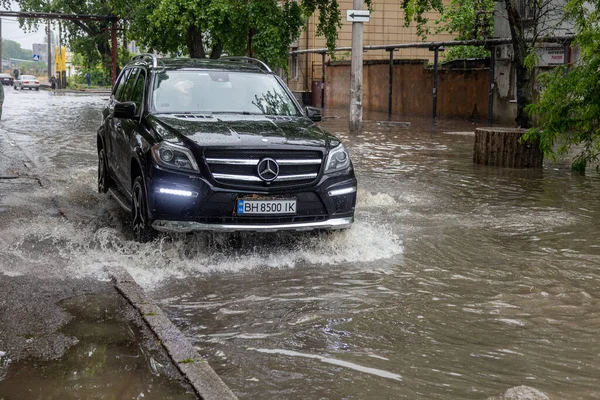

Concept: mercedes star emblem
[[257, 158, 279, 182]]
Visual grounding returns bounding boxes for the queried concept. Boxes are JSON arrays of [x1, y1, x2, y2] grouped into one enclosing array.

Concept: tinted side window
[[121, 69, 140, 102], [130, 71, 146, 114], [113, 69, 130, 101]]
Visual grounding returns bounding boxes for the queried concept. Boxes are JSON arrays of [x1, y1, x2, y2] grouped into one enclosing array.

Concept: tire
[[35, 87, 39, 91], [97, 148, 111, 193], [131, 176, 154, 242], [13, 86, 17, 90]]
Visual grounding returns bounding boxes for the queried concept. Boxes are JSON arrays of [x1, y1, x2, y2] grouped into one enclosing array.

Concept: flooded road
[[1, 89, 600, 399]]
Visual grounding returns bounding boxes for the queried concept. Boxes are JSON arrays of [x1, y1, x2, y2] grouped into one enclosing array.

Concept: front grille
[[204, 149, 323, 189]]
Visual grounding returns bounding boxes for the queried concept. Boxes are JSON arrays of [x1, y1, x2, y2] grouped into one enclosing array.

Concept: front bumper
[[152, 216, 353, 233], [146, 163, 356, 233]]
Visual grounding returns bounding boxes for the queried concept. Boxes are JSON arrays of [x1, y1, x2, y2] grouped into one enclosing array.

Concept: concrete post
[[349, 0, 364, 133], [47, 21, 51, 81]]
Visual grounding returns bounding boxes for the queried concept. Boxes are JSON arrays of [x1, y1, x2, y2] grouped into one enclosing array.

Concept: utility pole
[[348, 3, 369, 133], [47, 20, 51, 80]]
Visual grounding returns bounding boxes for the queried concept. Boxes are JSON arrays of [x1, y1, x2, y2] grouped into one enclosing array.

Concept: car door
[[105, 68, 130, 177], [115, 68, 146, 196]]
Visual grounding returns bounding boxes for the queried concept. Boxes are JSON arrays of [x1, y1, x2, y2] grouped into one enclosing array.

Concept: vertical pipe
[[432, 47, 439, 120], [488, 46, 495, 125], [321, 52, 325, 109], [47, 20, 51, 81], [388, 49, 394, 121], [58, 22, 62, 89], [349, 0, 364, 133], [111, 19, 117, 85], [305, 20, 309, 94]]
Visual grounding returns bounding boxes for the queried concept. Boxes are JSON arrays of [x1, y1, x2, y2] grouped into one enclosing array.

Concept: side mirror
[[113, 101, 137, 119], [306, 106, 322, 122]]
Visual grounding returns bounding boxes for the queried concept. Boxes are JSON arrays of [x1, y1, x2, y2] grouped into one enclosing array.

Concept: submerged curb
[[108, 267, 238, 400]]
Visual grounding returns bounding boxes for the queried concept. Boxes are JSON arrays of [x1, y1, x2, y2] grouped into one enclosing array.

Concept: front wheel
[[131, 176, 154, 242], [97, 148, 111, 193]]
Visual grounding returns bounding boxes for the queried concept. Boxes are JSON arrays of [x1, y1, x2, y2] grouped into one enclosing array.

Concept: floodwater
[[1, 89, 600, 399]]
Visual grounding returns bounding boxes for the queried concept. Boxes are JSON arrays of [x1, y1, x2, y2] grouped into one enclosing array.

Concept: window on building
[[519, 0, 536, 20], [291, 54, 299, 81]]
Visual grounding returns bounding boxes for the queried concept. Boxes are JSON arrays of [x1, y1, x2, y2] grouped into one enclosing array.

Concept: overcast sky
[[2, 17, 48, 50], [1, 2, 54, 52]]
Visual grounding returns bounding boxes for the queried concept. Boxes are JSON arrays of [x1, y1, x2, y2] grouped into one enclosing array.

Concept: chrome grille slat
[[276, 159, 322, 165], [206, 158, 259, 166], [274, 173, 318, 182]]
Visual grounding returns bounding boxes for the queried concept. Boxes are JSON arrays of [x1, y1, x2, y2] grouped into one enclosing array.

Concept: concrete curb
[[107, 267, 238, 400]]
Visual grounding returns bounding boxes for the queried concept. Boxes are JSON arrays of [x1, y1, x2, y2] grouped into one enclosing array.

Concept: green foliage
[[124, 0, 349, 70], [524, 58, 600, 171], [400, 0, 444, 39], [525, 0, 600, 170], [443, 45, 489, 62], [401, 0, 493, 61]]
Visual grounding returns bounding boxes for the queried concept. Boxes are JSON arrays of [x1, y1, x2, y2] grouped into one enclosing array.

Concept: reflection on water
[[2, 92, 600, 399], [0, 289, 194, 399]]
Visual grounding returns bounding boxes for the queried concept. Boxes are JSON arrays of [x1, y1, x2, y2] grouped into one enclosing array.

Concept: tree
[[523, 1, 600, 170], [123, 0, 348, 70], [434, 0, 494, 62], [1, 38, 34, 60], [1, 0, 122, 78], [400, 0, 565, 128]]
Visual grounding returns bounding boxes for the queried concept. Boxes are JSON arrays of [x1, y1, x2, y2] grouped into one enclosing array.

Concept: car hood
[[148, 114, 339, 149]]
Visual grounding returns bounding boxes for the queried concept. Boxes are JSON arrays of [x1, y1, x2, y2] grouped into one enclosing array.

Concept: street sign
[[346, 10, 370, 22], [32, 54, 41, 62]]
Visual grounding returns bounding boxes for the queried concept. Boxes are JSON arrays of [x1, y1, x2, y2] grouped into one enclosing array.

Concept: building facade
[[288, 0, 455, 99]]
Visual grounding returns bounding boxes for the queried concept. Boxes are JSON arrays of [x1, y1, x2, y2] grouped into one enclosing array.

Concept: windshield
[[152, 70, 300, 116]]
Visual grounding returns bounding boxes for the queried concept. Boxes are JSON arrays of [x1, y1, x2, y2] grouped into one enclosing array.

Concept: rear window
[[22, 75, 36, 80], [152, 70, 300, 116]]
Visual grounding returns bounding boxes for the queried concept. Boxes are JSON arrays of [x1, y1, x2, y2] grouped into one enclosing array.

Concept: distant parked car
[[0, 73, 13, 86], [14, 75, 40, 90]]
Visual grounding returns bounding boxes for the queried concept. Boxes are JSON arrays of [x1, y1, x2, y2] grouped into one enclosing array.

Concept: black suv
[[97, 55, 356, 241]]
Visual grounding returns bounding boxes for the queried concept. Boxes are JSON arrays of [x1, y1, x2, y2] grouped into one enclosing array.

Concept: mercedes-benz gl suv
[[97, 55, 357, 241]]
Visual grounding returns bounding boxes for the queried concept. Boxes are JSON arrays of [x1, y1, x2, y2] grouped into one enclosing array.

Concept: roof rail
[[130, 53, 158, 68], [219, 56, 273, 73]]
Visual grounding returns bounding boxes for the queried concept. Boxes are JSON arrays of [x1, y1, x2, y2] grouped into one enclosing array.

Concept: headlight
[[151, 142, 199, 172], [324, 144, 351, 174]]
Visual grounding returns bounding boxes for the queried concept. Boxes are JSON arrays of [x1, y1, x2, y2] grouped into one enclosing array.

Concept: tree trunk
[[473, 128, 543, 168], [504, 0, 533, 129], [209, 40, 223, 59], [187, 26, 206, 59], [247, 29, 254, 58]]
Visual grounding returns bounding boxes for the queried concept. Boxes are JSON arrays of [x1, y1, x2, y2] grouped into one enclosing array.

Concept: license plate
[[237, 199, 297, 215]]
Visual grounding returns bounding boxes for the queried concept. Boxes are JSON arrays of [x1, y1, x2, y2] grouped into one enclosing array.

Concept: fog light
[[158, 188, 197, 197], [328, 186, 357, 197]]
